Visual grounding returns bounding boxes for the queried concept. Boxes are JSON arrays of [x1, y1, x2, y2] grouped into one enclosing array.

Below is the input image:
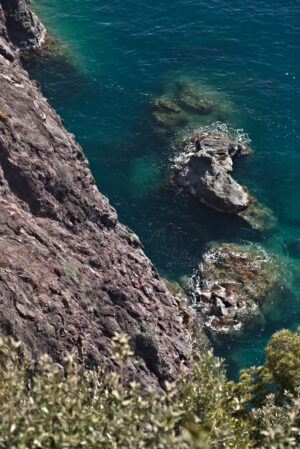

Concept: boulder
[[150, 77, 234, 142], [238, 193, 277, 232], [173, 134, 251, 213], [191, 243, 281, 335], [152, 98, 187, 129], [172, 133, 276, 232]]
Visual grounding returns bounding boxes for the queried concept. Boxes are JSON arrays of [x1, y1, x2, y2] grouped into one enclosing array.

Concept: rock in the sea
[[152, 99, 185, 126], [191, 243, 281, 335], [163, 278, 210, 349], [0, 0, 191, 389], [172, 133, 276, 232], [21, 34, 73, 62], [238, 193, 278, 232], [173, 134, 251, 213]]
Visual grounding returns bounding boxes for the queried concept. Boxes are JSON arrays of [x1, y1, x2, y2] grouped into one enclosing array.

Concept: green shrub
[[239, 328, 300, 407], [265, 328, 300, 394], [0, 331, 299, 449]]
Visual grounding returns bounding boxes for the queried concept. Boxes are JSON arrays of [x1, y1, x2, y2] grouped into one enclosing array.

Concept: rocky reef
[[151, 76, 234, 142], [0, 0, 191, 388], [172, 133, 276, 231], [149, 75, 276, 233], [189, 243, 281, 335]]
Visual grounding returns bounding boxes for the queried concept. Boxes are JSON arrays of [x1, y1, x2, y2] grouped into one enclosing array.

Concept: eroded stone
[[190, 243, 282, 335]]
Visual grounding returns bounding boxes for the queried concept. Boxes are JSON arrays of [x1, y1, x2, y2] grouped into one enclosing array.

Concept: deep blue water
[[27, 0, 300, 377]]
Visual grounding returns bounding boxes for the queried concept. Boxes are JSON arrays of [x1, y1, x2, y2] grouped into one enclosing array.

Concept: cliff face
[[0, 0, 45, 51], [0, 0, 190, 387]]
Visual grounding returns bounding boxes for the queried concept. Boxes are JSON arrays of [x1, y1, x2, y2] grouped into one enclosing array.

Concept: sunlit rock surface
[[172, 132, 276, 232]]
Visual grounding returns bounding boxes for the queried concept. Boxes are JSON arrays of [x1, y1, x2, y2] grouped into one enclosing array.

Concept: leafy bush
[[252, 391, 300, 449], [265, 328, 300, 394], [239, 328, 300, 407], [0, 330, 299, 449]]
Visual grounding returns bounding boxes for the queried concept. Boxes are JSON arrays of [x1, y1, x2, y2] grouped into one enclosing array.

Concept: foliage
[[252, 390, 300, 449], [265, 328, 300, 393], [0, 330, 299, 449], [238, 328, 300, 406]]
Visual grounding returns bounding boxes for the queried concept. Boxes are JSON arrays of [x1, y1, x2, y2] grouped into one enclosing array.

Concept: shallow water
[[27, 0, 300, 377]]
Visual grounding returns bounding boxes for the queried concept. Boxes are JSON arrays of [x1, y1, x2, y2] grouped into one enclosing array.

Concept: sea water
[[26, 0, 300, 378]]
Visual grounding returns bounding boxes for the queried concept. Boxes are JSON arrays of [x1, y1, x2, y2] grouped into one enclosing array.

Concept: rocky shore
[[0, 0, 191, 388]]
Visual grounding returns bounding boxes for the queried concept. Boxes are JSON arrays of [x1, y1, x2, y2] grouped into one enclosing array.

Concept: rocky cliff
[[0, 0, 190, 388]]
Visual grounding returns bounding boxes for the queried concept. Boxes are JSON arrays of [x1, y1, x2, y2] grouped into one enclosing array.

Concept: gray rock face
[[174, 134, 251, 213], [172, 133, 277, 232], [0, 0, 46, 51], [0, 2, 191, 388]]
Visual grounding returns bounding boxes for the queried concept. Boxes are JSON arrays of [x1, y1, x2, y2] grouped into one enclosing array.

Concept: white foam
[[171, 122, 251, 169]]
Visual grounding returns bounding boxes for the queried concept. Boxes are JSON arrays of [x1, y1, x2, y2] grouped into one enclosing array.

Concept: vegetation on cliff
[[0, 330, 299, 449]]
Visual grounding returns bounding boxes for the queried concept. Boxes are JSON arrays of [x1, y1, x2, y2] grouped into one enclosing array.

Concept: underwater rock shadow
[[22, 38, 105, 114]]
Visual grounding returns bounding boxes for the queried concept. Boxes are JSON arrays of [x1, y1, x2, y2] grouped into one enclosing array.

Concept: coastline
[[0, 0, 192, 388]]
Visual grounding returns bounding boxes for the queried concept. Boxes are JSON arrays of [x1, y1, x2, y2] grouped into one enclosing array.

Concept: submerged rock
[[177, 82, 214, 114], [172, 133, 276, 232], [151, 76, 234, 141], [152, 98, 187, 131], [21, 34, 73, 62], [129, 155, 163, 196], [238, 193, 277, 232], [191, 243, 281, 335]]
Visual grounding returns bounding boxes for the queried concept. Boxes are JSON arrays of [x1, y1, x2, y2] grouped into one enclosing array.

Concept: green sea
[[26, 0, 300, 377]]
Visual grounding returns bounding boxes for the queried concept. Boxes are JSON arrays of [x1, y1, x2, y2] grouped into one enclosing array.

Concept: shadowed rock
[[0, 0, 46, 51]]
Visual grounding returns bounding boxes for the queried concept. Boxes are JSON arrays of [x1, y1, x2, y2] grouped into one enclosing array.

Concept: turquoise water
[[26, 0, 300, 377]]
